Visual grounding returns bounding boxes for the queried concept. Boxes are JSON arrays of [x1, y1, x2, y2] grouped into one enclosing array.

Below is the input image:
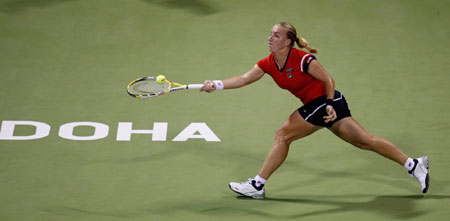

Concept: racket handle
[[187, 84, 204, 89]]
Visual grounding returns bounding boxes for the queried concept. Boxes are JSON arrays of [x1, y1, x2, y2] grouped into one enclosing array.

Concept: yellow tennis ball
[[156, 75, 166, 84]]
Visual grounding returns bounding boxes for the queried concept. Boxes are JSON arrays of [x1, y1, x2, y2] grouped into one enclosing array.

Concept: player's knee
[[275, 128, 294, 145], [352, 135, 376, 151]]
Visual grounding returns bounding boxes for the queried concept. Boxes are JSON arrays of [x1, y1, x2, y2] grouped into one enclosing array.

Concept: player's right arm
[[200, 65, 265, 92]]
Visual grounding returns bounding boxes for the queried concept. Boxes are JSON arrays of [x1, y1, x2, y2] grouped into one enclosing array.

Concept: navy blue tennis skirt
[[298, 90, 352, 128]]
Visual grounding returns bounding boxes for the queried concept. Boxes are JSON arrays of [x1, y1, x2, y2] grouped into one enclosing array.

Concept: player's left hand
[[323, 105, 337, 123]]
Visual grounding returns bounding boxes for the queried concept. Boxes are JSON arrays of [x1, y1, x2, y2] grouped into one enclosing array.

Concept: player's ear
[[284, 38, 292, 47]]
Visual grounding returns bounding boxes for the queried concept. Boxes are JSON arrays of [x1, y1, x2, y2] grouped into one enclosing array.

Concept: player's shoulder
[[256, 53, 274, 73], [257, 53, 273, 66], [292, 48, 317, 66], [291, 48, 311, 57]]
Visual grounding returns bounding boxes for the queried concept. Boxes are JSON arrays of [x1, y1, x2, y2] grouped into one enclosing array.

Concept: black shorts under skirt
[[298, 90, 352, 128]]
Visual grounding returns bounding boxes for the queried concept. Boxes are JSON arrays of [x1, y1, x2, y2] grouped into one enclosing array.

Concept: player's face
[[268, 25, 291, 53]]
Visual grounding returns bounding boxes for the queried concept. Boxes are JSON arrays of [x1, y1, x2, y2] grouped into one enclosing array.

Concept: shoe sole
[[422, 156, 430, 194], [228, 184, 265, 199], [422, 173, 429, 193]]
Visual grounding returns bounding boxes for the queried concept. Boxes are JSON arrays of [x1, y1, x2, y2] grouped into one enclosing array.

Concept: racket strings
[[128, 78, 170, 96]]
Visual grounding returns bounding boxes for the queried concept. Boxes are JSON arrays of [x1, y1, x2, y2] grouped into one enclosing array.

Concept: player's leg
[[329, 117, 408, 165], [258, 110, 322, 179], [229, 110, 321, 199], [329, 117, 429, 193]]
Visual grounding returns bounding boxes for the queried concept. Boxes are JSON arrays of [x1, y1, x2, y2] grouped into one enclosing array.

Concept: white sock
[[254, 175, 266, 187], [404, 158, 415, 171]]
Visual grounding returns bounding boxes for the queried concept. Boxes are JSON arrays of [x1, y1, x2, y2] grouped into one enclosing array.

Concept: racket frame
[[127, 76, 203, 98]]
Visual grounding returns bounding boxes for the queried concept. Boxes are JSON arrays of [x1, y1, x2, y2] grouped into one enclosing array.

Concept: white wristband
[[213, 80, 224, 90]]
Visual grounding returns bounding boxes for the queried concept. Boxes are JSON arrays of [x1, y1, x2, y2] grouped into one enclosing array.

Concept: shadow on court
[[228, 194, 449, 219], [258, 195, 446, 219], [0, 0, 77, 13], [0, 0, 218, 15], [151, 194, 450, 220], [141, 0, 218, 15]]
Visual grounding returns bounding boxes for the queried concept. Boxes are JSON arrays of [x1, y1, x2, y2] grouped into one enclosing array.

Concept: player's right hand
[[200, 80, 216, 93]]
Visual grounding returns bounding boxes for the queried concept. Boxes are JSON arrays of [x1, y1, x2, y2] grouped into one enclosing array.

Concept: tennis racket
[[126, 76, 204, 98]]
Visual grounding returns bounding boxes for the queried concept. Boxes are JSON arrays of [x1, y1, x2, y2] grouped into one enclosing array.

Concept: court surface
[[1, 0, 450, 220]]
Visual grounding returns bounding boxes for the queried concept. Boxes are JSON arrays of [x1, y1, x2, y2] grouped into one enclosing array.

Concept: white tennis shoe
[[409, 156, 430, 193], [229, 178, 265, 199]]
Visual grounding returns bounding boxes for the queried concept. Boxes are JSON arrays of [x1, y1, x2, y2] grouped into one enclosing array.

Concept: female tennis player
[[200, 22, 429, 199]]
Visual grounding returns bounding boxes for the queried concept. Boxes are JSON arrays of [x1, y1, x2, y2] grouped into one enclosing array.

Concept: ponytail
[[295, 36, 318, 54], [277, 22, 319, 54]]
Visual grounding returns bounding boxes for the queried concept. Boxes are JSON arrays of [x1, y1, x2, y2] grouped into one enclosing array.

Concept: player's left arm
[[307, 60, 337, 123], [307, 60, 335, 100]]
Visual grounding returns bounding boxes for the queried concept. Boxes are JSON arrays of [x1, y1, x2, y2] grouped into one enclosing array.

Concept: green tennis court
[[1, 0, 449, 220]]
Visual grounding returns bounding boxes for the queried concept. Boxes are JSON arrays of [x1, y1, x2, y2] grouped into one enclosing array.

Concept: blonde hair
[[277, 22, 318, 54]]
